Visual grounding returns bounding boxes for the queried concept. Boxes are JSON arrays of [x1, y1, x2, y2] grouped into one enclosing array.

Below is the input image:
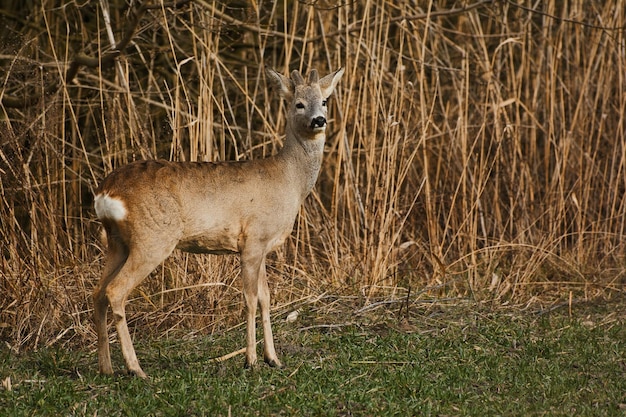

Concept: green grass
[[2, 301, 626, 416]]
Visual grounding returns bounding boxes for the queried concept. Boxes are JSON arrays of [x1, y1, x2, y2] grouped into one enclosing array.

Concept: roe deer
[[93, 67, 344, 378]]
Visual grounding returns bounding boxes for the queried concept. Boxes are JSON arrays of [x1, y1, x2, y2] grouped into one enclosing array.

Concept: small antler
[[290, 70, 305, 86], [307, 69, 319, 84]]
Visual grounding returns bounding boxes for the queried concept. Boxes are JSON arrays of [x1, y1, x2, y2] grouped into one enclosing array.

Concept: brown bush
[[1, 0, 625, 350]]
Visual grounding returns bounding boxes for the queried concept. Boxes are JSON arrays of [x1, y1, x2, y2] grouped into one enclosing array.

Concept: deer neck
[[278, 122, 325, 199]]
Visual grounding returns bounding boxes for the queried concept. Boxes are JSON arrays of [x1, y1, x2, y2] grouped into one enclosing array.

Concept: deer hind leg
[[258, 258, 282, 368], [104, 240, 177, 378], [93, 232, 128, 375]]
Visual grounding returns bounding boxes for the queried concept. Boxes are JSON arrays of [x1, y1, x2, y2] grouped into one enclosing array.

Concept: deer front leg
[[258, 259, 282, 368], [241, 249, 265, 368]]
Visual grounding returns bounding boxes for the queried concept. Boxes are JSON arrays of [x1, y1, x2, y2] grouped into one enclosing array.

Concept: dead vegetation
[[1, 0, 625, 351]]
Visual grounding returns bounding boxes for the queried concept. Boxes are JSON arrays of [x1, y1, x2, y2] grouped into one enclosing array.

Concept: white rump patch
[[94, 193, 127, 221]]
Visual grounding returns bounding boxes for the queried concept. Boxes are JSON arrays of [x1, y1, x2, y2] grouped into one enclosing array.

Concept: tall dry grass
[[1, 0, 625, 350]]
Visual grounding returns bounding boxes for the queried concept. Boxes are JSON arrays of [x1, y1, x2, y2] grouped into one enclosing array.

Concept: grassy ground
[[1, 298, 626, 416]]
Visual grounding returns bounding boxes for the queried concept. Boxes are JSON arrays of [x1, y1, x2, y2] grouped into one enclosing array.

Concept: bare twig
[[307, 0, 494, 42], [1, 0, 191, 108], [504, 0, 626, 31]]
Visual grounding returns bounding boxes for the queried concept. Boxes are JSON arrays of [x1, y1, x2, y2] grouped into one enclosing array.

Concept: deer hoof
[[265, 358, 283, 368]]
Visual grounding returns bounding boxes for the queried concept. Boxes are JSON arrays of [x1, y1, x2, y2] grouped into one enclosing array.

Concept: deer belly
[[176, 233, 239, 255]]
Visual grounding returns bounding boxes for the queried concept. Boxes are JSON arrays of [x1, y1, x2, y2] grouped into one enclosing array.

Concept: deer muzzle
[[310, 116, 327, 130]]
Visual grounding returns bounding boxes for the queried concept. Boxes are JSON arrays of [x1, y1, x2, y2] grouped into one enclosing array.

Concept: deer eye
[[295, 102, 305, 109], [322, 99, 327, 107]]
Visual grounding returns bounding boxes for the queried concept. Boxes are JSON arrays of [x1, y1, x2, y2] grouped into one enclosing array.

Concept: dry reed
[[0, 0, 625, 350]]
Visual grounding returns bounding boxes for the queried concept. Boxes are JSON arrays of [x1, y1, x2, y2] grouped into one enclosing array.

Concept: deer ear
[[266, 67, 293, 100], [318, 67, 344, 99]]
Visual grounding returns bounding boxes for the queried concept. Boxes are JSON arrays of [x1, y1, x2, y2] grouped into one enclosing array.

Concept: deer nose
[[310, 116, 327, 129]]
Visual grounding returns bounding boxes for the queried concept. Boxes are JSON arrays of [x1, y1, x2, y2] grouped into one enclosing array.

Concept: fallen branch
[[208, 347, 247, 363]]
